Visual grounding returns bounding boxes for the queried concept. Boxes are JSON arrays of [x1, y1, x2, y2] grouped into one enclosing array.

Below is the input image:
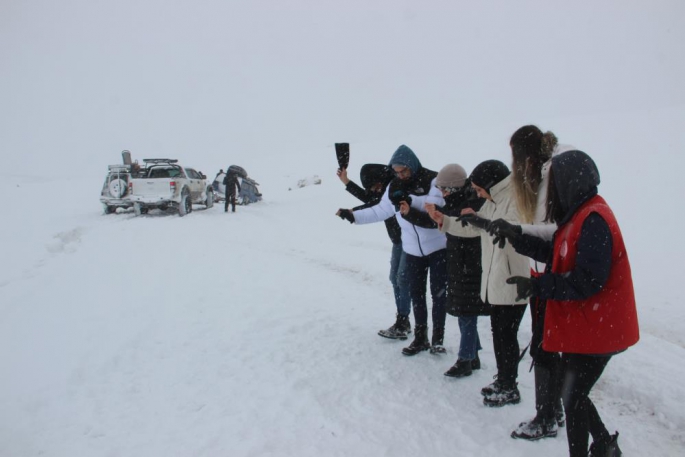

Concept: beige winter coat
[[441, 175, 530, 305]]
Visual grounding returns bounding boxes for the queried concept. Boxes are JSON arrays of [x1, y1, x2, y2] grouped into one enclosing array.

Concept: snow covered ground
[[1, 104, 685, 457], [2, 1, 685, 456]]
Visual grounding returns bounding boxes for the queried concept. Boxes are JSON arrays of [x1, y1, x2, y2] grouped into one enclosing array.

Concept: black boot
[[483, 382, 521, 407], [589, 432, 622, 457], [471, 353, 481, 370], [402, 324, 430, 356], [481, 375, 503, 396], [444, 359, 472, 378], [429, 327, 446, 354], [511, 415, 558, 440], [378, 314, 412, 340], [511, 366, 559, 439]]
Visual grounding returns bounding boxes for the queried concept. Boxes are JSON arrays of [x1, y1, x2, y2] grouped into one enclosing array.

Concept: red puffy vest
[[542, 195, 639, 354]]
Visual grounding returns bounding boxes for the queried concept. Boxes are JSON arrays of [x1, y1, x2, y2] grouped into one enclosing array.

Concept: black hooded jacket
[[223, 171, 241, 196], [346, 164, 401, 244], [510, 150, 612, 301]]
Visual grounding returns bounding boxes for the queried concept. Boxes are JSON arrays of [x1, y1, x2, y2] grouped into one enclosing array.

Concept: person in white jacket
[[488, 126, 577, 440], [426, 160, 529, 407], [337, 145, 448, 356]]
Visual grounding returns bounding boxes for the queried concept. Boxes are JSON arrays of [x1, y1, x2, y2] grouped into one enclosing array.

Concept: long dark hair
[[544, 167, 565, 224], [510, 125, 558, 223]]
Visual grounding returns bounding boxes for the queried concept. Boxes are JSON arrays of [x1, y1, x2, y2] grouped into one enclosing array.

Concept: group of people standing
[[335, 125, 639, 457]]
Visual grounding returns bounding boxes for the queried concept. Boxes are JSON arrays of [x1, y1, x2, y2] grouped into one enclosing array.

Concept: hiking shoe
[[471, 353, 481, 370], [483, 384, 521, 407], [429, 344, 446, 354], [444, 359, 472, 378], [378, 314, 412, 340], [481, 376, 503, 396], [589, 432, 622, 457], [511, 416, 558, 440], [429, 327, 446, 354], [402, 324, 430, 356]]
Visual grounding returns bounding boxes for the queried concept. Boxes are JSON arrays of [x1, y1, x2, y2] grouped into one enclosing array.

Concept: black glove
[[458, 213, 491, 230], [389, 190, 412, 212], [337, 209, 355, 224], [506, 276, 536, 301], [488, 219, 523, 248]]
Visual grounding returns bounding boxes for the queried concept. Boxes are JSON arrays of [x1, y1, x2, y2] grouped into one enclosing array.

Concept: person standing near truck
[[223, 168, 241, 213]]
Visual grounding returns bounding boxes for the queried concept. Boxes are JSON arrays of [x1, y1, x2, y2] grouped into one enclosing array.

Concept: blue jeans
[[405, 249, 447, 328], [389, 242, 411, 316], [457, 315, 482, 360]]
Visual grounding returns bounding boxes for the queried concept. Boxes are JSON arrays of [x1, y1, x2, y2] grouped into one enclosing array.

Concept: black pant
[[530, 297, 562, 420], [562, 353, 612, 457], [490, 304, 527, 387], [404, 250, 447, 329], [225, 194, 236, 212]]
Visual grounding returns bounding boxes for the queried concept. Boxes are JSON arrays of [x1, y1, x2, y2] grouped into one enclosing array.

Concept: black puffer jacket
[[441, 187, 490, 317]]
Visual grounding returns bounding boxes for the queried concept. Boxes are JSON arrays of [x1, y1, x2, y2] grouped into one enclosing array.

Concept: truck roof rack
[[108, 164, 131, 171], [143, 158, 178, 164]]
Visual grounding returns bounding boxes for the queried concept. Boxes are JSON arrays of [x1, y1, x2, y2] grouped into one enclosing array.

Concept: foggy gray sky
[[1, 0, 683, 176]]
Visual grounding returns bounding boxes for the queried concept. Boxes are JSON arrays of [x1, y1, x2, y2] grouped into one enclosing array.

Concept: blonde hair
[[510, 127, 557, 223]]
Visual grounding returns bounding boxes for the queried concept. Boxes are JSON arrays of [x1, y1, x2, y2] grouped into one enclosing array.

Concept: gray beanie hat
[[436, 164, 467, 188]]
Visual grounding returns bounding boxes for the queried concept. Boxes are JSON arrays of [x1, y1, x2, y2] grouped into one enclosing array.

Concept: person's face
[[471, 182, 492, 200], [436, 186, 452, 197], [369, 182, 384, 194], [392, 165, 412, 180]]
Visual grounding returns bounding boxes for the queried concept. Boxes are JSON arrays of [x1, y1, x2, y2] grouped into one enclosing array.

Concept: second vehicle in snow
[[128, 159, 214, 216]]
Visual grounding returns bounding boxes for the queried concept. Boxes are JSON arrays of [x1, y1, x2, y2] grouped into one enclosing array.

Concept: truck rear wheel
[[178, 189, 191, 217]]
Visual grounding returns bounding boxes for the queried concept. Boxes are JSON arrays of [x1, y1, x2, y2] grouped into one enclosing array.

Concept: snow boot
[[378, 314, 412, 340], [402, 324, 430, 356], [589, 432, 622, 457], [481, 375, 503, 396], [429, 326, 446, 354], [483, 383, 521, 407], [444, 359, 473, 378], [513, 365, 559, 439], [471, 353, 481, 370], [511, 416, 558, 440]]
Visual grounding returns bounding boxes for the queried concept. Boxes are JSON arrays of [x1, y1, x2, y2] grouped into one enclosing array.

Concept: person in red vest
[[492, 149, 639, 457]]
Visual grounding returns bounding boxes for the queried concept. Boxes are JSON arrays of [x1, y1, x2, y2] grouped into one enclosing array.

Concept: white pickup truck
[[129, 159, 214, 216]]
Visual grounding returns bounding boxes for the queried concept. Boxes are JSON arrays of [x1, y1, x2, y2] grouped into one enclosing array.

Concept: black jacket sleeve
[[510, 233, 554, 264], [534, 213, 613, 301], [401, 207, 438, 229], [345, 181, 372, 203]]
